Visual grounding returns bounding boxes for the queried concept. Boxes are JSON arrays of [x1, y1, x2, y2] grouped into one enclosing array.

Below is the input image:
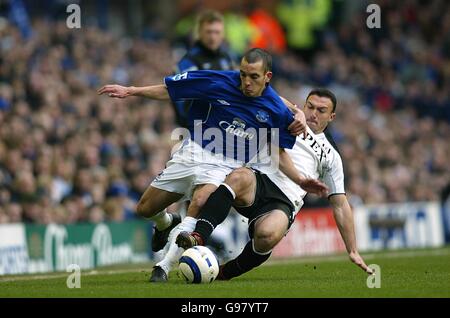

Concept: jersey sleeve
[[272, 103, 296, 149], [264, 86, 296, 149], [279, 111, 296, 149], [321, 151, 346, 196], [164, 70, 217, 102]]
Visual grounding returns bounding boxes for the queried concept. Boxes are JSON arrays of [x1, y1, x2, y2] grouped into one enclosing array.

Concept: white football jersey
[[256, 127, 345, 214]]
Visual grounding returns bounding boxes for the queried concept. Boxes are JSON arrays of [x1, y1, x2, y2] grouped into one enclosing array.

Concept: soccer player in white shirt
[[176, 88, 373, 279]]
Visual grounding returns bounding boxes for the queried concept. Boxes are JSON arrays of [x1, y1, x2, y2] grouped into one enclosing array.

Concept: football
[[178, 246, 220, 284]]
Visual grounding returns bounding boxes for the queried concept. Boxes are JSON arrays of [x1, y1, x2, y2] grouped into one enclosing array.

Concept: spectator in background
[[0, 18, 176, 225], [223, 10, 258, 56], [173, 9, 236, 128], [0, 207, 8, 224], [248, 7, 287, 54], [277, 0, 332, 59]]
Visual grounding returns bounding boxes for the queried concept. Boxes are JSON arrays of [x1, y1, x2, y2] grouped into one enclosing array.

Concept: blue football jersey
[[164, 70, 295, 162]]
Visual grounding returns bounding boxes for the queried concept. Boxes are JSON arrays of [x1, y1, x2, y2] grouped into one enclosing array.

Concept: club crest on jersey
[[256, 110, 269, 123], [219, 118, 255, 140], [172, 72, 188, 81]]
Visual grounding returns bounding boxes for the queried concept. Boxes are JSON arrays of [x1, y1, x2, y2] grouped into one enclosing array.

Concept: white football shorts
[[150, 139, 244, 201]]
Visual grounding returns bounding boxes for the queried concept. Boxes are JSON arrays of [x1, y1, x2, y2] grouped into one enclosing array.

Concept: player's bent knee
[[254, 229, 282, 253], [225, 168, 253, 191]]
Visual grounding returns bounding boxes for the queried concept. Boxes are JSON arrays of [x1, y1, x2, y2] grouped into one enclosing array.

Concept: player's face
[[303, 95, 335, 133], [199, 21, 224, 51], [239, 59, 272, 97]]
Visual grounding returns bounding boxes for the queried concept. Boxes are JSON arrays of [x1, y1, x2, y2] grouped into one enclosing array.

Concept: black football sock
[[222, 240, 271, 280], [194, 184, 235, 243]]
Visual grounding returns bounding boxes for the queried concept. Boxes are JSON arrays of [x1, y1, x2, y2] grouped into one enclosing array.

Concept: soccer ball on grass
[[178, 246, 219, 284]]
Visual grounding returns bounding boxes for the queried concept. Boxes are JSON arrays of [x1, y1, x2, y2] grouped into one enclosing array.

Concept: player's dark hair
[[307, 88, 337, 112], [242, 48, 272, 73]]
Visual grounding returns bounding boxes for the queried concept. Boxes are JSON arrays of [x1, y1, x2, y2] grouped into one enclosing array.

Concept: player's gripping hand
[[298, 177, 328, 197], [349, 251, 374, 275], [288, 109, 307, 138], [98, 84, 132, 98]]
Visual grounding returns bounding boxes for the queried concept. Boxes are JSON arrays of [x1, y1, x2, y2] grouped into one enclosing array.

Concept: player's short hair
[[194, 10, 224, 37], [242, 48, 272, 73], [307, 88, 337, 113]]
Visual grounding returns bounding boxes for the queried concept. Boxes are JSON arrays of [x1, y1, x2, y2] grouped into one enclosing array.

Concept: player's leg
[[219, 209, 289, 280], [253, 210, 289, 252], [136, 185, 183, 218], [215, 172, 294, 280], [136, 185, 183, 252], [143, 139, 203, 254], [176, 167, 256, 248], [186, 183, 220, 217], [151, 183, 218, 282]]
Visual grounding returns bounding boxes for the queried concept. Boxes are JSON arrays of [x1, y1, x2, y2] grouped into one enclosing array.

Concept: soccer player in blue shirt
[[98, 48, 328, 282]]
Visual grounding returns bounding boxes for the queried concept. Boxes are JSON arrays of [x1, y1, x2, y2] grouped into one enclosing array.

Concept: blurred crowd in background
[[0, 0, 449, 224]]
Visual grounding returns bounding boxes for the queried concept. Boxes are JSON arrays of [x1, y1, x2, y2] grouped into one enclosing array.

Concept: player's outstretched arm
[[329, 194, 373, 275], [97, 84, 169, 100], [277, 147, 328, 196]]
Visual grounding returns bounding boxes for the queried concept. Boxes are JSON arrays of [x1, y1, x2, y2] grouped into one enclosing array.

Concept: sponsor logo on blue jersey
[[219, 118, 255, 140]]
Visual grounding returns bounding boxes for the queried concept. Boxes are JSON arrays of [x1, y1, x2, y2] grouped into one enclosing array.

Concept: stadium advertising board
[[0, 221, 150, 275], [273, 208, 346, 257], [354, 202, 445, 251], [0, 224, 28, 275], [273, 202, 446, 258]]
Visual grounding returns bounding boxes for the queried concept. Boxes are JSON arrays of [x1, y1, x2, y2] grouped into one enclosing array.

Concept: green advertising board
[[24, 221, 150, 273]]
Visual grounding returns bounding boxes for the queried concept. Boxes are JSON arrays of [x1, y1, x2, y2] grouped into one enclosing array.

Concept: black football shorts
[[233, 169, 295, 239]]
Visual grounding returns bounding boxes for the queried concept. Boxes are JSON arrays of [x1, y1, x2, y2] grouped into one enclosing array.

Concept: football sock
[[156, 216, 197, 274], [221, 239, 271, 280], [194, 184, 236, 242], [149, 210, 173, 231]]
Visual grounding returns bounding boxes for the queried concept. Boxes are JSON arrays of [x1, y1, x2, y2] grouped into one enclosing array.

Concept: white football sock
[[149, 210, 173, 231], [156, 216, 197, 274]]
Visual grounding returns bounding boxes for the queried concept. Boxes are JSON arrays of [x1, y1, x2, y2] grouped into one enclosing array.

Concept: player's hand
[[298, 177, 328, 197], [98, 84, 131, 98], [288, 110, 307, 138], [349, 251, 374, 275]]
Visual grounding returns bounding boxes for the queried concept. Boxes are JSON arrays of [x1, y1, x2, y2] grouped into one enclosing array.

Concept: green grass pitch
[[1, 247, 449, 298]]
